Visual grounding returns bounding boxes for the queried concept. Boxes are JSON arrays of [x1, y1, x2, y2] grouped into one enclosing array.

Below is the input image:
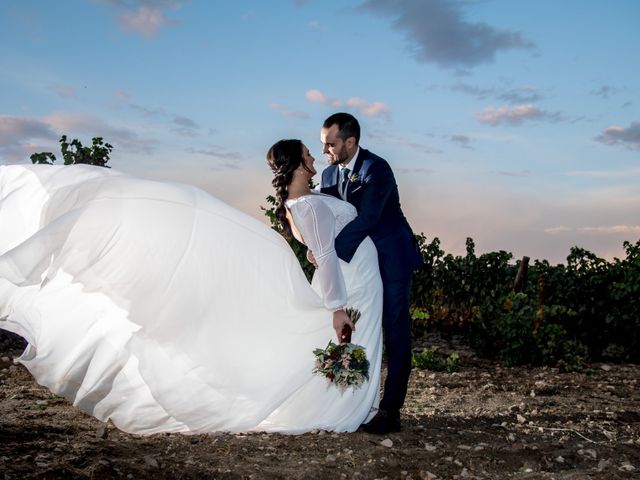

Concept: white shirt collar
[[340, 146, 360, 170]]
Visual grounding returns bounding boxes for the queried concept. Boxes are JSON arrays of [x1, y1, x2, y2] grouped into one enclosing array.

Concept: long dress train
[[0, 164, 382, 434]]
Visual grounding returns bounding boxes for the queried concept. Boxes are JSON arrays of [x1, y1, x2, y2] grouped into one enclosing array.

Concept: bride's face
[[300, 144, 317, 177]]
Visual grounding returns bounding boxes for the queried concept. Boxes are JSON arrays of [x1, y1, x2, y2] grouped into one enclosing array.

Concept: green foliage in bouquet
[[312, 308, 369, 389], [313, 341, 370, 389]]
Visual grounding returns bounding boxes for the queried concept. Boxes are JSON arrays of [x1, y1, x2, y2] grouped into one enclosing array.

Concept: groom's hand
[[306, 249, 318, 268], [332, 309, 355, 344]]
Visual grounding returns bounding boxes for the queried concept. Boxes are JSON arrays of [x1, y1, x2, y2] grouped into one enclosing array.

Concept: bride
[[0, 139, 383, 434]]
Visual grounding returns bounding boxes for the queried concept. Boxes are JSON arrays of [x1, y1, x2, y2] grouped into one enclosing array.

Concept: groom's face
[[321, 124, 353, 166]]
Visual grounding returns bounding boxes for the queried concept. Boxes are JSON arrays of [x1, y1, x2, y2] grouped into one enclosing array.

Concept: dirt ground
[[0, 331, 638, 480]]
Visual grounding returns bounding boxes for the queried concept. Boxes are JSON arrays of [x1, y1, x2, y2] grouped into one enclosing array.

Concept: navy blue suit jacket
[[320, 148, 422, 279]]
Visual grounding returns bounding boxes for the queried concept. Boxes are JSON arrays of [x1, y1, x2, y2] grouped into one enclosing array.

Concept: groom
[[319, 112, 423, 434]]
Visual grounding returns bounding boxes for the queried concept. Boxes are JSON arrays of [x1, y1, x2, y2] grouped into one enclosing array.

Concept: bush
[[31, 135, 113, 168], [410, 234, 640, 366], [412, 347, 460, 373]]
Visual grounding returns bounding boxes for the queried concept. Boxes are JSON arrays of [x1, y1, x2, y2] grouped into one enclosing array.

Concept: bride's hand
[[306, 249, 318, 268], [332, 309, 355, 344]]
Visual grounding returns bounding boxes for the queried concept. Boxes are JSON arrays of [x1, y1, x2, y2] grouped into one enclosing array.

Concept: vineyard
[[409, 236, 640, 369], [266, 186, 640, 371]]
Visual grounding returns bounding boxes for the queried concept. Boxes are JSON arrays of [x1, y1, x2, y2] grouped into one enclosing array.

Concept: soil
[[0, 331, 638, 480]]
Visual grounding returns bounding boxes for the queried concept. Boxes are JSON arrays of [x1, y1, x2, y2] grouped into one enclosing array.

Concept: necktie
[[340, 167, 350, 199]]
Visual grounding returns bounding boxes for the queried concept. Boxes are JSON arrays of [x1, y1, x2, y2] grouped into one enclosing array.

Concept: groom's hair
[[323, 112, 360, 145]]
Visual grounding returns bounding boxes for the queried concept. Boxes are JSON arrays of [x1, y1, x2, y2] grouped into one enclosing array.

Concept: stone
[[381, 438, 393, 448], [579, 448, 597, 459], [619, 462, 636, 472]]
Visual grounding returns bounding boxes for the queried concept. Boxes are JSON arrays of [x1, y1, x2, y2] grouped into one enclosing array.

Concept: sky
[[1, 0, 639, 265]]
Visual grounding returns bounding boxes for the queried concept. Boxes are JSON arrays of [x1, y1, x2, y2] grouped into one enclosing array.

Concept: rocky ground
[[0, 331, 638, 480]]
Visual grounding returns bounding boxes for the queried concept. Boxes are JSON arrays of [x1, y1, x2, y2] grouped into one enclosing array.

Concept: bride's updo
[[266, 139, 304, 238]]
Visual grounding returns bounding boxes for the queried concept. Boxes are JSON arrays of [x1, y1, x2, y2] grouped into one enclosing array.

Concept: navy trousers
[[378, 266, 413, 413]]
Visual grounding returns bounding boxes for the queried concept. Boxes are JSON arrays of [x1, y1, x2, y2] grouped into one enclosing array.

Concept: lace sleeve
[[288, 197, 347, 311]]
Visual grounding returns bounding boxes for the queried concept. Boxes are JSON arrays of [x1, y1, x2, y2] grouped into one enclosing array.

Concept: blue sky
[[1, 0, 638, 264]]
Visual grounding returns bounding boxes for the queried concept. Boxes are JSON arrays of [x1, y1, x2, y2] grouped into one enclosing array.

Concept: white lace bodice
[[285, 193, 357, 311]]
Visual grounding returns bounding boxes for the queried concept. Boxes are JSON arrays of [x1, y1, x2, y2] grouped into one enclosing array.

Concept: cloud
[[128, 103, 167, 117], [450, 134, 473, 149], [51, 83, 77, 98], [594, 122, 640, 150], [358, 0, 535, 69], [0, 116, 57, 145], [100, 0, 186, 38], [306, 89, 326, 103], [497, 86, 542, 104], [590, 85, 621, 99], [305, 89, 389, 118], [497, 170, 530, 177], [545, 225, 640, 235], [0, 115, 59, 163], [367, 130, 441, 154], [477, 104, 562, 126], [44, 112, 158, 154], [544, 226, 572, 234], [119, 7, 179, 37], [396, 167, 435, 175], [580, 225, 640, 234], [269, 103, 309, 120], [185, 146, 243, 169], [451, 83, 543, 104], [346, 97, 391, 118]]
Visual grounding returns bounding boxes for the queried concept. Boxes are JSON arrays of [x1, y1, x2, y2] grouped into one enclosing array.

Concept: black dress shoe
[[361, 409, 401, 434]]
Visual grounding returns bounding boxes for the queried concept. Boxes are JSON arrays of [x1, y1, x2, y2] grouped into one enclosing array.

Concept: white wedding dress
[[0, 164, 382, 434]]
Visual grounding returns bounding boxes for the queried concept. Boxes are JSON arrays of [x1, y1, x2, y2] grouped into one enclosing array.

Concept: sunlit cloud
[[580, 225, 640, 234], [477, 104, 562, 126], [544, 226, 572, 234], [306, 89, 389, 118], [546, 225, 640, 234], [306, 89, 326, 103], [99, 0, 186, 38], [346, 97, 390, 118], [358, 0, 535, 69], [594, 122, 640, 150], [269, 103, 309, 120]]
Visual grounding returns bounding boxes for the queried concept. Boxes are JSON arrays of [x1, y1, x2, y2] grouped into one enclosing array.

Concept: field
[[1, 332, 638, 479]]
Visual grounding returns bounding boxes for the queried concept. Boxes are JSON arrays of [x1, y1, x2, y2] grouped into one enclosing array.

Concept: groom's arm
[[334, 160, 395, 263]]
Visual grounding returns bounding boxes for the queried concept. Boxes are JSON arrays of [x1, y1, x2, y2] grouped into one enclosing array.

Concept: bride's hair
[[266, 139, 308, 239]]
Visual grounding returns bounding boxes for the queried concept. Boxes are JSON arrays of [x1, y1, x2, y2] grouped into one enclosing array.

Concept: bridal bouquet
[[313, 308, 369, 390]]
